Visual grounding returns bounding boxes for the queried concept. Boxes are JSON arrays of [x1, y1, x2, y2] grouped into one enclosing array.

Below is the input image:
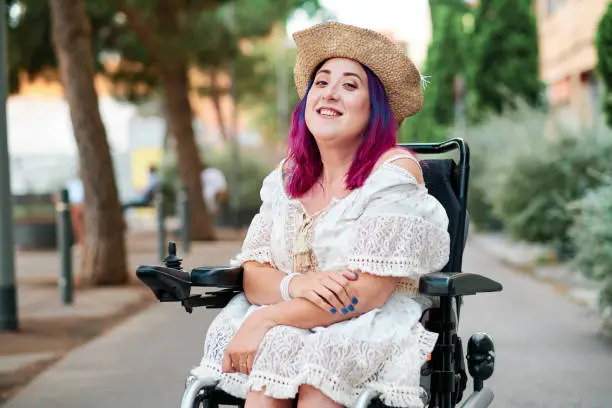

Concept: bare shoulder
[[375, 148, 424, 184]]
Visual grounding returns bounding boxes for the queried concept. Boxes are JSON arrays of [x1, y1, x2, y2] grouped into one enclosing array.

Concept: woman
[[195, 22, 450, 408]]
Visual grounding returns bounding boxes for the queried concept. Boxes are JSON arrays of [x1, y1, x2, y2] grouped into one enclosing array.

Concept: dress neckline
[[279, 160, 419, 216]]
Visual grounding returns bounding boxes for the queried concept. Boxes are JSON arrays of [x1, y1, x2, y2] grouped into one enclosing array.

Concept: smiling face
[[304, 58, 371, 148]]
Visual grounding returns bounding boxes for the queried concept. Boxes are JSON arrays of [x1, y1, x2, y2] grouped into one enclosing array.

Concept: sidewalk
[[0, 224, 245, 405], [470, 231, 612, 338], [4, 238, 612, 408]]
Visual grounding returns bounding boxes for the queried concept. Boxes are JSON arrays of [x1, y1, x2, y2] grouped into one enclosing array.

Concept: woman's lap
[[198, 293, 437, 407]]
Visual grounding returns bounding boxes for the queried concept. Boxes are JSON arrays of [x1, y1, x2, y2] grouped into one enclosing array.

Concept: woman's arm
[[243, 261, 360, 310], [242, 261, 286, 306], [253, 272, 397, 329]]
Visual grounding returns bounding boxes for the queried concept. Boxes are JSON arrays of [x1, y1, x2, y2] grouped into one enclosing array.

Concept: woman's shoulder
[[259, 160, 286, 202], [370, 147, 424, 185]]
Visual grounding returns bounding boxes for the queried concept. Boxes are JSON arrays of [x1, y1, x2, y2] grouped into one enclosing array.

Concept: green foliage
[[470, 0, 543, 117], [6, 1, 54, 93], [7, 0, 318, 106], [13, 203, 56, 221], [207, 150, 273, 214], [466, 152, 502, 231], [466, 105, 612, 248], [426, 2, 467, 127], [400, 0, 470, 143], [397, 93, 449, 143], [6, 1, 115, 94], [235, 41, 300, 142], [158, 147, 274, 216], [569, 183, 612, 309], [596, 2, 612, 128]]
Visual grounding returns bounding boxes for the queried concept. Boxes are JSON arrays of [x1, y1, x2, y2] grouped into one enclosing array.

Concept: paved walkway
[[3, 235, 612, 407], [0, 225, 244, 404]]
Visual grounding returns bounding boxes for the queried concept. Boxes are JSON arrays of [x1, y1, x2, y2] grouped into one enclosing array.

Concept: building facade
[[535, 0, 610, 126]]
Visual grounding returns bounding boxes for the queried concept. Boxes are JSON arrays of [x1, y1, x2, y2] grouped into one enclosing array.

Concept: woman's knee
[[297, 385, 342, 408], [245, 390, 293, 408]]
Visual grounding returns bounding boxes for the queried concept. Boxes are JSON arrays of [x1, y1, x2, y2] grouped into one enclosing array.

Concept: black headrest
[[421, 159, 462, 272]]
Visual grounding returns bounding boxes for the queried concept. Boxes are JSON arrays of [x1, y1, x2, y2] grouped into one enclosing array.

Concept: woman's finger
[[312, 286, 344, 313], [305, 289, 336, 313], [341, 269, 359, 280], [329, 271, 359, 308], [231, 352, 243, 373], [221, 351, 234, 373], [246, 353, 255, 375], [321, 277, 352, 309], [238, 354, 249, 374]]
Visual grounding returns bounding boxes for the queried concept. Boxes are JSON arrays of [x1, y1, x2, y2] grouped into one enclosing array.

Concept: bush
[[569, 183, 612, 309], [463, 103, 612, 253], [207, 149, 274, 216], [490, 131, 612, 250], [463, 102, 549, 231], [596, 1, 612, 128], [466, 152, 502, 231], [158, 147, 275, 221]]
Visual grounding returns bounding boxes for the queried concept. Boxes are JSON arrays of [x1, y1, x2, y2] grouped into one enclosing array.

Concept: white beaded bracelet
[[280, 273, 300, 301]]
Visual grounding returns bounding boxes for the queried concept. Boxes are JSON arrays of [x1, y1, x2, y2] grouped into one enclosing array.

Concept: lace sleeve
[[231, 166, 281, 267], [346, 178, 450, 279]]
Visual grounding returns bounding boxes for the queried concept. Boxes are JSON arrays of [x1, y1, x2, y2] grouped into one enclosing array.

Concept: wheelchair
[[136, 138, 503, 408]]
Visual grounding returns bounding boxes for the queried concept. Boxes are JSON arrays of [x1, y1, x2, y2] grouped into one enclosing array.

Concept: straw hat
[[292, 21, 424, 125]]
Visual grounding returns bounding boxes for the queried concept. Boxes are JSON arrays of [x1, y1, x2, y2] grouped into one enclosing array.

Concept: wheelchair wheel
[[193, 394, 218, 408]]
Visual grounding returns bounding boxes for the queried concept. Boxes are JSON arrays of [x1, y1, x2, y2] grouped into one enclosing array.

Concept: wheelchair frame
[[136, 138, 503, 408]]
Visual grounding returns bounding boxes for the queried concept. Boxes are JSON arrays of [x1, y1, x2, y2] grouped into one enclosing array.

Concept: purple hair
[[285, 63, 399, 197]]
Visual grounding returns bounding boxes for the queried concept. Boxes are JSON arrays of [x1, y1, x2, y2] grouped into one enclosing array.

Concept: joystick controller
[[162, 241, 183, 270]]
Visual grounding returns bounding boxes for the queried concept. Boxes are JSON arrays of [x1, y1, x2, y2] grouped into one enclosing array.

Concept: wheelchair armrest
[[136, 265, 192, 302], [190, 266, 244, 290], [419, 272, 503, 297]]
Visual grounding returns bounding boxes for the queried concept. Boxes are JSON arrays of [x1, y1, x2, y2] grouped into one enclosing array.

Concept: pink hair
[[285, 63, 400, 197]]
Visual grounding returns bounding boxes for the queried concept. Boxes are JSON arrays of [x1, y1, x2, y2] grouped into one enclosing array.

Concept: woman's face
[[305, 58, 370, 147]]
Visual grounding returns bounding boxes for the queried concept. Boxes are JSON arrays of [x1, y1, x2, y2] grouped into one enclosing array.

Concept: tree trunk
[[49, 0, 128, 285], [159, 65, 216, 241], [119, 3, 216, 241], [209, 68, 230, 142]]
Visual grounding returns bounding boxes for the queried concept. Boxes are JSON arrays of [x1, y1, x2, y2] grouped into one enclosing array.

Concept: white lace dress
[[194, 156, 450, 408]]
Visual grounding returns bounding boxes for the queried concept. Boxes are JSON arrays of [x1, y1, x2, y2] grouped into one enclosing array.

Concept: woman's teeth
[[320, 108, 339, 117]]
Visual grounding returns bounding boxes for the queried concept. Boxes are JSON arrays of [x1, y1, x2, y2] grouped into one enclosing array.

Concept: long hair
[[285, 63, 398, 197]]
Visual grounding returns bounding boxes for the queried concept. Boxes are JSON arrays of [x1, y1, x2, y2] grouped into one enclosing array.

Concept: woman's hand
[[289, 269, 360, 315], [221, 313, 275, 375]]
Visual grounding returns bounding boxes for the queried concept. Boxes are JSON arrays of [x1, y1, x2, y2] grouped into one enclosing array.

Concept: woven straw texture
[[292, 22, 424, 124]]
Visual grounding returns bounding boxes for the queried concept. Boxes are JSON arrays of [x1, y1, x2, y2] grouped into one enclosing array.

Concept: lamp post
[[0, 0, 18, 331]]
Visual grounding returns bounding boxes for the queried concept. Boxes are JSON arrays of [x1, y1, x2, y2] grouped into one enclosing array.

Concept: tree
[[470, 0, 542, 116], [9, 0, 319, 242], [48, 0, 128, 285], [596, 1, 612, 128], [106, 0, 226, 241], [98, 0, 320, 239], [399, 0, 469, 143]]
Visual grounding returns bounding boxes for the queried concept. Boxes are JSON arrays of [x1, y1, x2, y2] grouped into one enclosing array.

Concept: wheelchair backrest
[[399, 138, 470, 273]]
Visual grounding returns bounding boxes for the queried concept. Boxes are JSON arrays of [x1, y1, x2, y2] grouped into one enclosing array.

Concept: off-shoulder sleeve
[[346, 167, 450, 279], [231, 164, 282, 267]]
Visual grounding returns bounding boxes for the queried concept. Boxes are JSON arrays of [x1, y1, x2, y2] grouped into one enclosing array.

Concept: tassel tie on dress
[[292, 210, 326, 274]]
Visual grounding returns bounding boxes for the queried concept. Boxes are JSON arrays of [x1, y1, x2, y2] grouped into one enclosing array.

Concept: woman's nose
[[322, 85, 339, 101]]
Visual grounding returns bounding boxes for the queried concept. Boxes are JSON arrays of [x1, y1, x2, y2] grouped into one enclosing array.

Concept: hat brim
[[292, 22, 424, 125]]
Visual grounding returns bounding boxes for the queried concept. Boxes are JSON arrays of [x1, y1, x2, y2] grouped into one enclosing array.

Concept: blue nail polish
[[348, 304, 355, 312], [330, 308, 337, 314], [341, 307, 348, 315], [352, 297, 359, 304]]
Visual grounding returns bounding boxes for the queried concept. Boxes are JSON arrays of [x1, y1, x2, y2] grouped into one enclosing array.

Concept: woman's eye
[[315, 80, 327, 86], [344, 83, 357, 89]]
